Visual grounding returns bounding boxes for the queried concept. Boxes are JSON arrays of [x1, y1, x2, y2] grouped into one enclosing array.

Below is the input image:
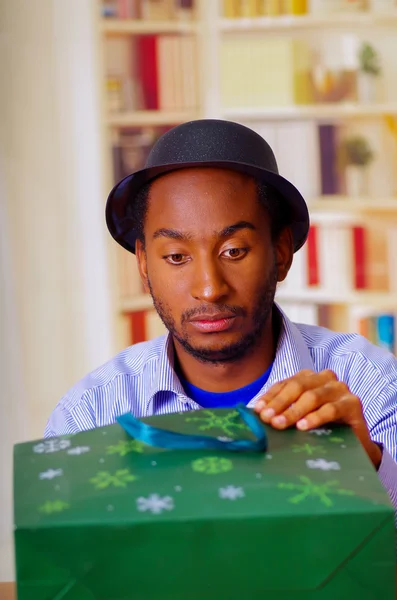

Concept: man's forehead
[[149, 166, 257, 193]]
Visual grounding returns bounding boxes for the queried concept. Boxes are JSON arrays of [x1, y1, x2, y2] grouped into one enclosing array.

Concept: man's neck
[[173, 309, 280, 393]]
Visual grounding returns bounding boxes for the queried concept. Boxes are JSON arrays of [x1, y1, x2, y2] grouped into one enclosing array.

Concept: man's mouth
[[188, 313, 237, 333]]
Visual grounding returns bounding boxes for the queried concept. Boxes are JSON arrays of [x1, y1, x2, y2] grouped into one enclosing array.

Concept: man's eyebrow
[[219, 221, 256, 237], [152, 221, 256, 242], [152, 228, 193, 241]]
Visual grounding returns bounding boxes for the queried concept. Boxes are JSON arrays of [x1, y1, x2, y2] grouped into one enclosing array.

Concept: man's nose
[[190, 258, 230, 303]]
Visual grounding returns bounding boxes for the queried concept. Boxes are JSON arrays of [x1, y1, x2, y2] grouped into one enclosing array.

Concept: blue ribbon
[[117, 405, 267, 453]]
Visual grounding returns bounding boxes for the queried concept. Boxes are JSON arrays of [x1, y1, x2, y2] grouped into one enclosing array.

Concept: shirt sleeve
[[44, 400, 94, 438], [363, 378, 397, 516], [377, 446, 397, 514]]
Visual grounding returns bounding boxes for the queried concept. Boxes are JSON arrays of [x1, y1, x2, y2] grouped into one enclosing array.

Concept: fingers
[[255, 370, 338, 425], [295, 394, 362, 432]]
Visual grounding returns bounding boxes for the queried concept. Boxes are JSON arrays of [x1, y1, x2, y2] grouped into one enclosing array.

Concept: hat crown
[[146, 119, 279, 174]]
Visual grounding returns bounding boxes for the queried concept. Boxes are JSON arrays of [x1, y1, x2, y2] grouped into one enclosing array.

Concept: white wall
[[0, 0, 115, 581]]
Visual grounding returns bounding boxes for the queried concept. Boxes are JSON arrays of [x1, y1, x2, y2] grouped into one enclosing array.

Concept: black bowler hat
[[105, 119, 310, 254]]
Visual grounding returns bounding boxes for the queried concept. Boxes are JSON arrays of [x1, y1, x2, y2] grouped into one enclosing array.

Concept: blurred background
[[1, 0, 397, 582]]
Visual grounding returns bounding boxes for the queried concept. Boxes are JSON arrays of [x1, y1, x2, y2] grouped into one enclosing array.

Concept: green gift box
[[14, 407, 395, 600]]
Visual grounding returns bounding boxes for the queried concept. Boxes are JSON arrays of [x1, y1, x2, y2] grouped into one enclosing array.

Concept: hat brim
[[105, 160, 310, 254]]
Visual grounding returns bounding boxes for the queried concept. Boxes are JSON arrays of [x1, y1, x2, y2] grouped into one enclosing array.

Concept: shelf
[[308, 197, 397, 214], [120, 290, 397, 313], [276, 288, 397, 309], [220, 12, 397, 33], [120, 295, 154, 312], [222, 103, 397, 122], [101, 19, 198, 35], [107, 110, 200, 127]]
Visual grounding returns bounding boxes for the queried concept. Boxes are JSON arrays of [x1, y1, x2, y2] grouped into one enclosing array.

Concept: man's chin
[[174, 336, 252, 364]]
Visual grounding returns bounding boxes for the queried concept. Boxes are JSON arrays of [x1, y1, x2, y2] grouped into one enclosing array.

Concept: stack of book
[[106, 35, 198, 112], [222, 0, 395, 17], [102, 0, 195, 20]]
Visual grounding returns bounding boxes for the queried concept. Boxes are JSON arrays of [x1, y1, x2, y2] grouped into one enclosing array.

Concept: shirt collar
[[146, 303, 315, 412]]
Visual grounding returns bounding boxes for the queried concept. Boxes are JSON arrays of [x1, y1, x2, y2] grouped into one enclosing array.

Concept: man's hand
[[254, 369, 382, 469]]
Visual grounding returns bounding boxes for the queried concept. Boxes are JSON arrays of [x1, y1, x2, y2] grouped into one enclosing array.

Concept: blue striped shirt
[[45, 305, 397, 512]]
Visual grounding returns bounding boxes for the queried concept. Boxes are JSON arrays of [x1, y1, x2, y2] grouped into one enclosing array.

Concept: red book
[[307, 225, 319, 286], [137, 35, 159, 110], [353, 226, 367, 289], [129, 311, 147, 344]]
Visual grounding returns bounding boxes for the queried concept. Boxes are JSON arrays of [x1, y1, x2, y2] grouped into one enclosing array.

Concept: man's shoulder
[[295, 321, 397, 383], [60, 335, 167, 412]]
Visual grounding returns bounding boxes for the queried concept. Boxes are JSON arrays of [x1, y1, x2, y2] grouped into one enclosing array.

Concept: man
[[45, 119, 397, 510]]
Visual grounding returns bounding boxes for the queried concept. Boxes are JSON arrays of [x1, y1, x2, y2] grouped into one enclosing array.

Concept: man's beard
[[148, 261, 278, 365]]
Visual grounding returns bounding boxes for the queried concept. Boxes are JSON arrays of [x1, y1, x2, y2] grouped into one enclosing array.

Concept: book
[[281, 0, 308, 13], [275, 121, 320, 202], [220, 38, 312, 108], [316, 218, 354, 293], [180, 36, 199, 109], [278, 242, 308, 294], [125, 309, 167, 344], [376, 314, 395, 353], [141, 0, 174, 20], [175, 0, 195, 20], [318, 124, 340, 196], [223, 0, 241, 17], [352, 226, 367, 290], [137, 36, 159, 110], [306, 225, 319, 286], [387, 226, 397, 294]]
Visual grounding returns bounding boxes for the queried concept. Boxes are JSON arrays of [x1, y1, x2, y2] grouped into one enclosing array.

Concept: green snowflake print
[[278, 476, 354, 507], [329, 436, 344, 443], [106, 439, 147, 456], [38, 500, 70, 514], [186, 410, 248, 437], [292, 443, 326, 456], [89, 469, 137, 489], [192, 456, 233, 475]]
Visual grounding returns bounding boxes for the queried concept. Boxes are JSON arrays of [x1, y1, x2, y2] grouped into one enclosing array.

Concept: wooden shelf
[[101, 19, 198, 35], [222, 103, 397, 122], [119, 290, 397, 313], [220, 12, 397, 33], [107, 110, 200, 127], [309, 197, 397, 214], [276, 288, 397, 309]]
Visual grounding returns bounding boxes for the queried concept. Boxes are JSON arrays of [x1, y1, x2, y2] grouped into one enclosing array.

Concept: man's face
[[136, 167, 290, 363]]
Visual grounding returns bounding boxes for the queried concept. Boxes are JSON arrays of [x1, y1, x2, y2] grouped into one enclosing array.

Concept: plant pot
[[345, 165, 369, 197], [357, 72, 378, 104]]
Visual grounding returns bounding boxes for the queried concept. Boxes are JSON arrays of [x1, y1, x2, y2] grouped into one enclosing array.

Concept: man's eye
[[223, 248, 247, 259], [165, 254, 187, 265]]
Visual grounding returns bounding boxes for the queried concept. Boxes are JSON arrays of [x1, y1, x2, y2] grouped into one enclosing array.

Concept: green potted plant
[[341, 135, 374, 197], [357, 42, 382, 104]]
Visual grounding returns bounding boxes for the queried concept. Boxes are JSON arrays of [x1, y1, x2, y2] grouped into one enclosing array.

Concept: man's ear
[[274, 227, 294, 283], [135, 239, 150, 293]]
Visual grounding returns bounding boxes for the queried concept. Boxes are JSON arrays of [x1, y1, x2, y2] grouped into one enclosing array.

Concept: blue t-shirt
[[180, 365, 273, 409]]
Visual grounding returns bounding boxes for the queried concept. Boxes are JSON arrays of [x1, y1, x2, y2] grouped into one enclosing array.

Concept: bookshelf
[[99, 0, 397, 354], [219, 12, 397, 32], [107, 109, 200, 126], [222, 103, 397, 121], [102, 18, 199, 34]]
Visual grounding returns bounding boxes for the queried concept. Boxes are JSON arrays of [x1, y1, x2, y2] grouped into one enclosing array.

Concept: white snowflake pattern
[[67, 446, 91, 456], [33, 439, 71, 454], [306, 459, 341, 471], [217, 436, 233, 442], [136, 494, 174, 514], [39, 468, 63, 480], [308, 429, 332, 436], [219, 485, 245, 500]]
